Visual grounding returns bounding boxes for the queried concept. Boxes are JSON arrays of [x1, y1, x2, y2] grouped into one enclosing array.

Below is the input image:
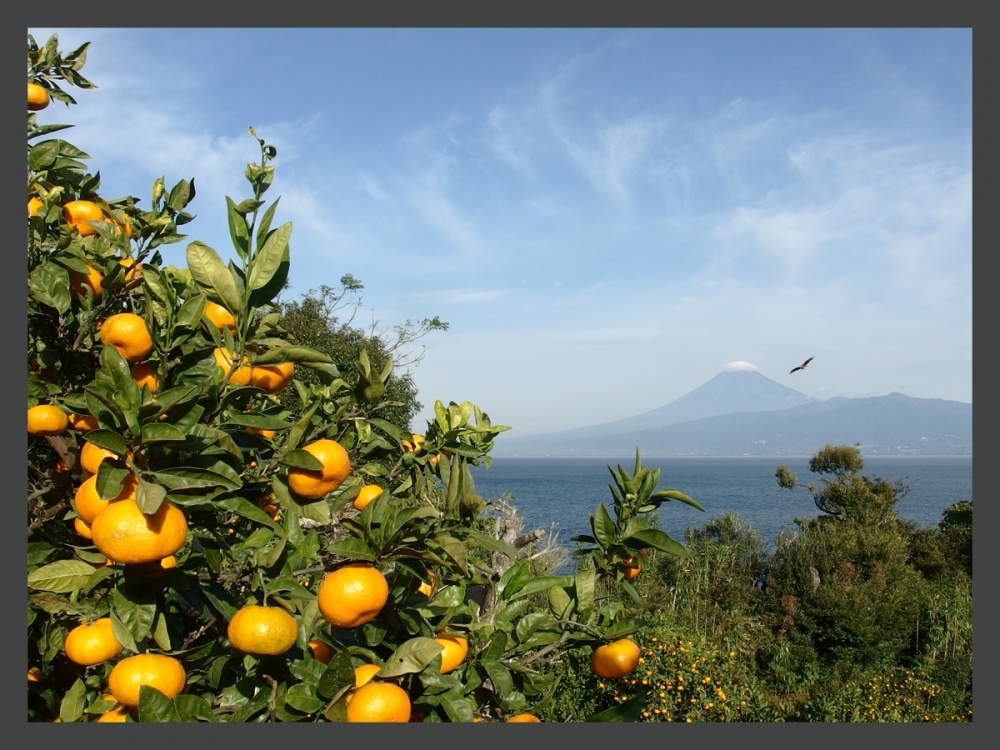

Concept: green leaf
[[650, 488, 705, 511], [139, 422, 187, 444], [591, 503, 616, 549], [281, 448, 324, 470], [506, 576, 566, 602], [59, 678, 87, 723], [249, 221, 291, 290], [27, 560, 96, 593], [186, 241, 241, 312], [325, 537, 376, 561], [28, 262, 71, 314], [379, 636, 442, 678], [83, 428, 129, 456], [226, 196, 251, 258], [114, 585, 157, 644], [252, 345, 332, 366], [135, 480, 167, 515], [625, 528, 691, 558], [433, 534, 469, 575], [585, 695, 647, 722], [284, 683, 325, 714], [137, 686, 183, 722]]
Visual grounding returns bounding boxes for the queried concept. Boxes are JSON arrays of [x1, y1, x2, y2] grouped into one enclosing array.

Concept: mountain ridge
[[492, 370, 971, 457]]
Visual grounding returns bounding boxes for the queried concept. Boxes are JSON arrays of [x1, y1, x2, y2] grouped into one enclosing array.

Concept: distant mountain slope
[[497, 393, 971, 457], [492, 366, 971, 457], [501, 369, 817, 451]]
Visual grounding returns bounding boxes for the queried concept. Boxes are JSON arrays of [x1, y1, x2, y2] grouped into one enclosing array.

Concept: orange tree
[[26, 33, 700, 723]]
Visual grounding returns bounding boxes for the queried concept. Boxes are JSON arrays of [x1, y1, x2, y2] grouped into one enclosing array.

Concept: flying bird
[[789, 356, 814, 374]]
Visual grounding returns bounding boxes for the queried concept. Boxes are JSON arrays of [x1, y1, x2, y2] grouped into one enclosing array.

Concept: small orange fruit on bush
[[108, 654, 186, 706], [287, 438, 351, 500], [307, 639, 332, 664], [227, 604, 299, 656], [434, 635, 469, 674], [250, 361, 294, 393], [100, 313, 153, 363], [203, 300, 237, 333], [28, 82, 50, 111], [28, 196, 43, 217], [506, 714, 542, 722], [68, 264, 105, 300], [131, 363, 159, 394], [27, 404, 69, 436], [352, 484, 383, 511], [417, 572, 435, 598], [80, 441, 120, 475], [91, 498, 188, 564], [28, 666, 42, 682], [73, 517, 93, 539], [317, 563, 389, 629], [346, 682, 411, 723], [353, 663, 381, 688], [73, 472, 138, 524], [118, 257, 141, 281], [622, 556, 641, 580], [64, 617, 124, 666], [96, 705, 132, 722], [212, 347, 252, 386], [63, 200, 106, 236], [68, 412, 100, 432], [591, 638, 641, 679], [402, 434, 425, 452]]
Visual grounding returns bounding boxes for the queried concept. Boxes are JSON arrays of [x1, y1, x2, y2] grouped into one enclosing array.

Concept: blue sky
[[28, 28, 972, 436]]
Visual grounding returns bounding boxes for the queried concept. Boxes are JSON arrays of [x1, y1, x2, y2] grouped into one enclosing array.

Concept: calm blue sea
[[469, 456, 973, 556]]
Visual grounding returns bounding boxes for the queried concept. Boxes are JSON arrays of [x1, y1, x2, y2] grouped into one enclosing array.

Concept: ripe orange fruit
[[434, 635, 468, 674], [28, 82, 50, 111], [28, 196, 43, 217], [353, 663, 381, 688], [346, 682, 411, 723], [118, 257, 141, 281], [250, 362, 294, 393], [100, 313, 153, 363], [246, 426, 276, 439], [68, 412, 100, 432], [505, 714, 542, 722], [212, 347, 252, 386], [27, 404, 69, 436], [159, 555, 177, 569], [227, 604, 299, 656], [73, 472, 138, 524], [287, 439, 351, 500], [317, 563, 389, 629], [307, 639, 332, 664], [80, 441, 120, 475], [74, 517, 93, 539], [590, 638, 641, 679], [402, 434, 425, 452], [130, 363, 159, 394], [64, 617, 124, 666], [417, 571, 435, 598], [96, 705, 132, 722], [352, 484, 383, 511], [91, 498, 188, 564], [622, 556, 641, 580], [28, 667, 42, 682], [68, 264, 104, 299], [63, 200, 106, 236], [108, 654, 186, 706], [203, 300, 237, 333]]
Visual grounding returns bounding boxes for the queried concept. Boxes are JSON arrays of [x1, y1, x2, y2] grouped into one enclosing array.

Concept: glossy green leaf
[[249, 221, 290, 290], [135, 481, 167, 514], [379, 636, 442, 678], [27, 560, 96, 593], [186, 241, 241, 312], [137, 686, 183, 722], [650, 488, 705, 511], [625, 528, 691, 558]]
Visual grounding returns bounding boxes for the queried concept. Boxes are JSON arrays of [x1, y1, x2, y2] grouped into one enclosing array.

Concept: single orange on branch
[[352, 484, 383, 511], [591, 638, 641, 680], [90, 498, 188, 564], [346, 682, 411, 723], [27, 404, 68, 436], [63, 617, 124, 666], [227, 604, 299, 656], [317, 563, 388, 629], [287, 438, 351, 500], [434, 635, 469, 674], [108, 654, 186, 706], [250, 361, 295, 393], [28, 82, 50, 111], [63, 199, 107, 236], [100, 312, 153, 363]]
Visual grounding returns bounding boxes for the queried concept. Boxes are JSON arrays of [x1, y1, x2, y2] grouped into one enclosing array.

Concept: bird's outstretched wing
[[790, 356, 814, 374]]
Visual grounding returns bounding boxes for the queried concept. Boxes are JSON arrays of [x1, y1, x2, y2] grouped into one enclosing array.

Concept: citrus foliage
[[27, 33, 698, 723]]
